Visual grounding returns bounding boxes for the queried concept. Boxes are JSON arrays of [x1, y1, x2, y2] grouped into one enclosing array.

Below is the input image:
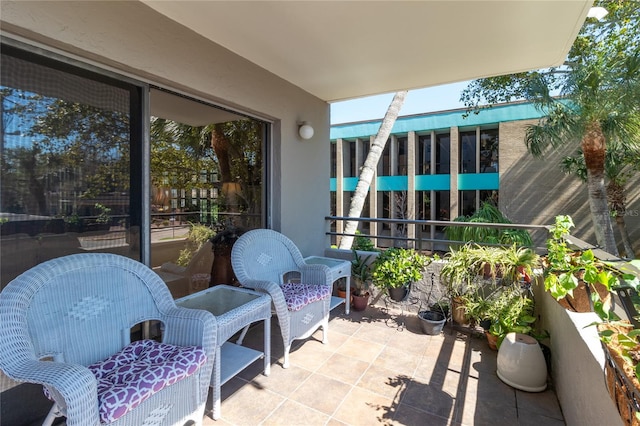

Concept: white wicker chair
[[0, 253, 216, 426], [231, 229, 332, 368]]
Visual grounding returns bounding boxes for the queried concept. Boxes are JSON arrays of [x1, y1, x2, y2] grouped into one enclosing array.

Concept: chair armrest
[[6, 359, 99, 425], [162, 306, 217, 351], [241, 278, 289, 325], [299, 263, 333, 287]]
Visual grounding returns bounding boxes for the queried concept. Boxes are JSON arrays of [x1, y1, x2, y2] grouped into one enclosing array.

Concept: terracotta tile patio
[[0, 303, 564, 426], [204, 305, 565, 426]]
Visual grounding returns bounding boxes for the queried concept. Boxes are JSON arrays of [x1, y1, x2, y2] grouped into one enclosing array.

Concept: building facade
[[330, 102, 640, 254]]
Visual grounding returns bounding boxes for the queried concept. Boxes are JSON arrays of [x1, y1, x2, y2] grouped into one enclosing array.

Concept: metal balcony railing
[[325, 215, 550, 253]]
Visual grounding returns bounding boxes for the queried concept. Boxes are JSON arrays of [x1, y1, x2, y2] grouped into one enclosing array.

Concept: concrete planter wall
[[533, 278, 623, 426]]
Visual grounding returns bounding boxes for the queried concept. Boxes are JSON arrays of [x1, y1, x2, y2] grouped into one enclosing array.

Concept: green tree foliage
[[460, 0, 640, 256], [1, 88, 129, 216]]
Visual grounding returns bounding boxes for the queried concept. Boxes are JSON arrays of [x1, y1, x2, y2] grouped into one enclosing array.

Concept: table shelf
[[220, 342, 265, 386]]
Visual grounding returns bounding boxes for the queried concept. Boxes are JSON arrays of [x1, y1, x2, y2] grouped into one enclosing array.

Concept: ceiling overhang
[[142, 1, 592, 103]]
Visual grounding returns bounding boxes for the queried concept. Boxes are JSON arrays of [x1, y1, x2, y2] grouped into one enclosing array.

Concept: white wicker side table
[[304, 256, 352, 314], [176, 285, 271, 420]]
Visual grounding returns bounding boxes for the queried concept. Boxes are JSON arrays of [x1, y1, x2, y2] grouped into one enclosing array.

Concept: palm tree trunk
[[586, 169, 618, 256], [582, 121, 618, 256], [614, 215, 636, 258], [338, 91, 408, 250], [607, 179, 635, 258]]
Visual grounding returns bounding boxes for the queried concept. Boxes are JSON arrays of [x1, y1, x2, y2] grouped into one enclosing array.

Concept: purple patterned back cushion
[[44, 340, 206, 424], [281, 283, 331, 311]]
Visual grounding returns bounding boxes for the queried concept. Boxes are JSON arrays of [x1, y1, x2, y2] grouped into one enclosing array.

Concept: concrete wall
[[533, 279, 623, 426], [0, 0, 330, 256]]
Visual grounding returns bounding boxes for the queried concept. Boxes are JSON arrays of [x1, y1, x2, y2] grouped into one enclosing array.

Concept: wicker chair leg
[[283, 344, 292, 368], [321, 318, 329, 344], [42, 403, 62, 426]]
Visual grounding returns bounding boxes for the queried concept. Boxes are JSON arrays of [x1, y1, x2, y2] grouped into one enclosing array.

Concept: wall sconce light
[[298, 122, 314, 140], [587, 6, 608, 20]]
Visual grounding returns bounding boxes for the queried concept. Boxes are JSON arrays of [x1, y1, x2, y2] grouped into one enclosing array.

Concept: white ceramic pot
[[496, 332, 547, 392]]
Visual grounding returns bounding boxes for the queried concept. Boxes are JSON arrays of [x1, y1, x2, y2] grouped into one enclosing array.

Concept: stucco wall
[[0, 0, 330, 256], [533, 280, 623, 426]]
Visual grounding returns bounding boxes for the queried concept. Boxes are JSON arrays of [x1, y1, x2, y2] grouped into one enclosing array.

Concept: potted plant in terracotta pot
[[372, 247, 429, 302], [543, 215, 615, 313], [209, 224, 244, 286], [351, 250, 374, 311]]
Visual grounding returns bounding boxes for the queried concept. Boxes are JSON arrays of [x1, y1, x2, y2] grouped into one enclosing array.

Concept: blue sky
[[330, 80, 471, 124]]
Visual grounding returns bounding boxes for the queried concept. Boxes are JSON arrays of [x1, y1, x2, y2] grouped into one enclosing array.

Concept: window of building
[[329, 191, 337, 245], [359, 138, 369, 172], [460, 130, 476, 174], [348, 140, 357, 177], [330, 142, 337, 178], [417, 191, 431, 232], [459, 190, 498, 217], [435, 133, 450, 174], [436, 190, 451, 222], [396, 136, 408, 176], [480, 129, 499, 172], [417, 134, 432, 175], [380, 140, 391, 176], [379, 191, 391, 230], [459, 190, 476, 217]]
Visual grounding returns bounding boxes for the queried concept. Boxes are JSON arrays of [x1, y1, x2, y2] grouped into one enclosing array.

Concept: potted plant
[[209, 225, 244, 286], [351, 250, 374, 311], [543, 215, 616, 314], [439, 243, 485, 324], [485, 286, 536, 349], [372, 247, 428, 302]]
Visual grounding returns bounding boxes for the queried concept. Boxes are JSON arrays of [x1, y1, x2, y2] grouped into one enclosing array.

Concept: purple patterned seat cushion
[[281, 283, 331, 312], [44, 339, 206, 424]]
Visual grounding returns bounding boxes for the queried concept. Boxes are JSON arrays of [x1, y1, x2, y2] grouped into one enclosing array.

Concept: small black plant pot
[[388, 286, 410, 302], [418, 310, 446, 335], [479, 319, 492, 331]]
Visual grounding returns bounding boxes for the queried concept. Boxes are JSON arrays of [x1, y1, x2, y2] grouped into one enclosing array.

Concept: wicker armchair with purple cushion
[[231, 229, 332, 368], [0, 253, 216, 426]]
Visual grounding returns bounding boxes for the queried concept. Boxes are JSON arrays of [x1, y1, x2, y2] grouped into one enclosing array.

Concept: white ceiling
[[142, 0, 592, 103]]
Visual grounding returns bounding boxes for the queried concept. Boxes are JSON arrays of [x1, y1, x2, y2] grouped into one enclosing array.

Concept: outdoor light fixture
[[298, 122, 314, 140], [587, 6, 608, 20]]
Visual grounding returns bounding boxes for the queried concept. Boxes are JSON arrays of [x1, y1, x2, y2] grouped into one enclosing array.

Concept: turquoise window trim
[[415, 174, 450, 191], [331, 101, 550, 140], [377, 176, 408, 191], [343, 177, 359, 192], [458, 173, 499, 190]]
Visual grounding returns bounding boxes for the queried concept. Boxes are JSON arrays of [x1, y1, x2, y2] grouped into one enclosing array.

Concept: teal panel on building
[[458, 173, 499, 190], [377, 176, 408, 191], [415, 174, 450, 191], [330, 178, 336, 191], [343, 177, 359, 192], [331, 101, 547, 140]]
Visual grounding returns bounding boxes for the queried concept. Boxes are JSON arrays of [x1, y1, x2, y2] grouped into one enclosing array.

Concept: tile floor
[[204, 305, 565, 426]]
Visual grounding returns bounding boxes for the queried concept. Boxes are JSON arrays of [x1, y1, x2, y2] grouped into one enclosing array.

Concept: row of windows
[[332, 189, 499, 227], [331, 128, 498, 178]]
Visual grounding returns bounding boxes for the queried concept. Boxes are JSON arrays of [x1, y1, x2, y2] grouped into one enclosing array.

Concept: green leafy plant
[[94, 203, 112, 224], [543, 215, 631, 318], [351, 250, 373, 296], [177, 223, 216, 266], [444, 202, 533, 247], [352, 230, 378, 252], [372, 247, 429, 290]]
